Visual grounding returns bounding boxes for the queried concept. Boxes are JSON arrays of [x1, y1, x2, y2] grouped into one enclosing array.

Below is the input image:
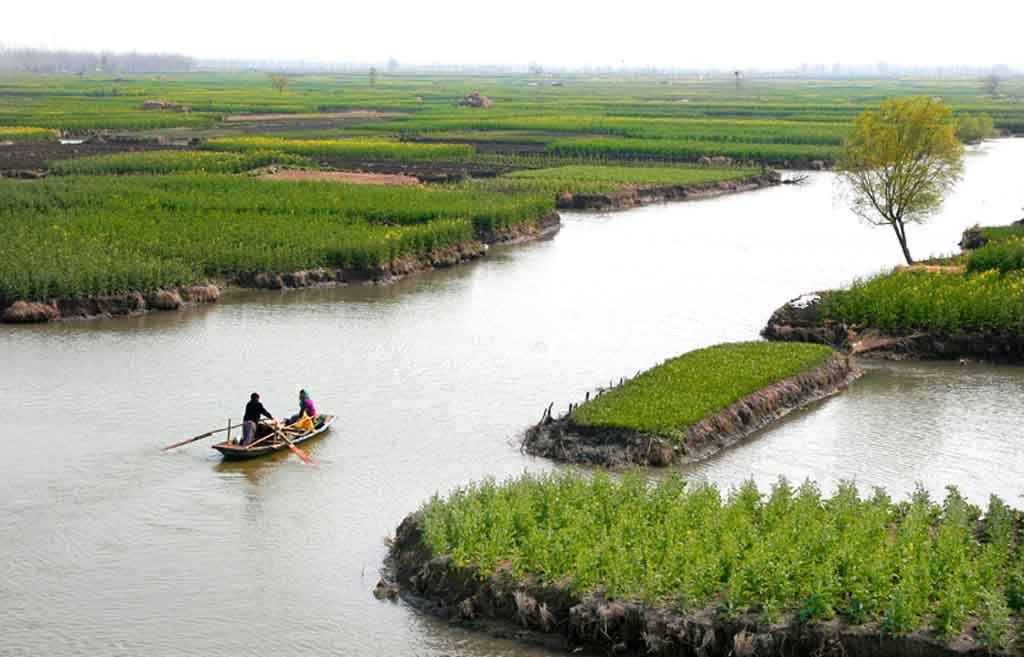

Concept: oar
[[162, 423, 235, 451], [274, 426, 314, 465]]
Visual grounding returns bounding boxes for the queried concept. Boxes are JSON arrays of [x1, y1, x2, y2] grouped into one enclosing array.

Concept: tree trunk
[[893, 219, 914, 265]]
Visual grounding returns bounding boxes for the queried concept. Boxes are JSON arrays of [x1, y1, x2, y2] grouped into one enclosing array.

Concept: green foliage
[[0, 174, 551, 301], [507, 164, 759, 185], [0, 126, 58, 142], [201, 136, 474, 162], [421, 472, 1021, 637], [956, 115, 997, 143], [967, 237, 1024, 274], [819, 269, 1024, 332], [569, 342, 835, 440], [837, 97, 965, 264], [48, 149, 312, 175], [546, 136, 837, 164], [978, 224, 1024, 246], [2, 73, 1024, 138]]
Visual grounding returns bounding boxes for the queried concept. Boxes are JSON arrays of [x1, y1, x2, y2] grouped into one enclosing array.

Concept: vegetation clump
[[0, 174, 552, 302], [420, 471, 1022, 645], [819, 269, 1024, 332], [49, 149, 312, 175], [957, 114, 998, 143], [967, 237, 1024, 274], [0, 126, 58, 142], [507, 164, 759, 187], [202, 136, 474, 162], [569, 342, 835, 440]]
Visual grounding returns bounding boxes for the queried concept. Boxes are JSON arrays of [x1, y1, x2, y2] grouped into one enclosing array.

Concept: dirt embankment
[[0, 139, 180, 177], [762, 293, 1024, 363], [521, 353, 859, 468], [1, 213, 560, 324], [2, 285, 220, 324], [555, 172, 781, 211], [308, 157, 516, 183], [387, 512, 1000, 657]]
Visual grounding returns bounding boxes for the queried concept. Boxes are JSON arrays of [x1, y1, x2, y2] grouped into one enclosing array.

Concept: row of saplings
[[391, 472, 1024, 656]]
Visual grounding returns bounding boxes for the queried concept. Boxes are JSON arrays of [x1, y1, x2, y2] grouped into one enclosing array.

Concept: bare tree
[[270, 73, 290, 93], [369, 66, 378, 85], [981, 74, 1002, 98]]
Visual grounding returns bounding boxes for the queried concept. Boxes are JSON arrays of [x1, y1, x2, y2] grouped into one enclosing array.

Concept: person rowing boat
[[241, 392, 276, 445]]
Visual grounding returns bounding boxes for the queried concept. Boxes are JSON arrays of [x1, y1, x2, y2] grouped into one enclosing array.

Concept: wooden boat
[[211, 414, 335, 460]]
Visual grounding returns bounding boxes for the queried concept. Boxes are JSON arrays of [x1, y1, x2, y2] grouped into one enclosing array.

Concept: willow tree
[[837, 97, 964, 265]]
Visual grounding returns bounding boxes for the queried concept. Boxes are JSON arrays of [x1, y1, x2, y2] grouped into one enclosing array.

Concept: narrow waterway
[[1, 140, 1022, 656]]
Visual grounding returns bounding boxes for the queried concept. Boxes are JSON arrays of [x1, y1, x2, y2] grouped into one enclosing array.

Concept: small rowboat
[[211, 415, 335, 460]]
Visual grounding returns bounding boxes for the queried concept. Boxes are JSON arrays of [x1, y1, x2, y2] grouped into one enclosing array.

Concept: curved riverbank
[[522, 350, 859, 467], [1, 212, 560, 324], [762, 292, 1024, 363], [555, 172, 781, 211]]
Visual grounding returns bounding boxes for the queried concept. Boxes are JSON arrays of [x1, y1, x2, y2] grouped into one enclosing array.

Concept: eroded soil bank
[[762, 293, 1024, 363], [1, 213, 560, 324], [555, 172, 781, 211], [520, 353, 859, 467], [389, 513, 1000, 657]]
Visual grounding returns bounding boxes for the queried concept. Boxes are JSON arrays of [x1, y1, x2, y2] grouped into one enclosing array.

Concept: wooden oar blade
[[273, 426, 314, 465], [287, 442, 315, 465]]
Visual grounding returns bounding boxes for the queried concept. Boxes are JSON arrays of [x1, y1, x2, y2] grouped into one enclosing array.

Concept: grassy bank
[[0, 174, 552, 302], [418, 471, 1021, 647], [569, 342, 835, 441], [0, 126, 58, 142], [48, 149, 312, 175], [201, 136, 475, 162], [463, 163, 762, 196], [819, 269, 1024, 332]]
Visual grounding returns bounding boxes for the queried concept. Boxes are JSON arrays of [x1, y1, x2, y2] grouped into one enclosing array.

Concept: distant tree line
[[0, 46, 196, 74]]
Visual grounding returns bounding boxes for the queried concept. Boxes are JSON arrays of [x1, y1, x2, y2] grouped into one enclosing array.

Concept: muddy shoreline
[[387, 512, 1003, 657], [521, 353, 859, 467], [555, 172, 781, 211], [1, 213, 560, 324], [762, 293, 1024, 363]]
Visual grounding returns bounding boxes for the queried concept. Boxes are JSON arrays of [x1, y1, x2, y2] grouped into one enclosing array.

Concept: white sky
[[4, 0, 1023, 70]]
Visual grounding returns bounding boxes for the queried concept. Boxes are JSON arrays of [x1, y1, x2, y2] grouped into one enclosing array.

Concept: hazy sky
[[5, 0, 1023, 69]]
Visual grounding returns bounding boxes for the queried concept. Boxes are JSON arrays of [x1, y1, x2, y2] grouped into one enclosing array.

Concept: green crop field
[[463, 163, 761, 196], [820, 269, 1024, 332], [421, 471, 1022, 646], [3, 72, 1022, 309], [48, 149, 313, 175], [201, 136, 475, 162], [569, 342, 835, 440], [507, 164, 759, 185], [0, 126, 58, 142], [0, 175, 552, 302], [2, 73, 1021, 160]]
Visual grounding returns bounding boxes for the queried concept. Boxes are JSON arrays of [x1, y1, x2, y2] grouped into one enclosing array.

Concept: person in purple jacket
[[287, 389, 317, 425]]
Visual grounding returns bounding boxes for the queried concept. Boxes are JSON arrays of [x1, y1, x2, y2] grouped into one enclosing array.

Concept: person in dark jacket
[[242, 393, 274, 445]]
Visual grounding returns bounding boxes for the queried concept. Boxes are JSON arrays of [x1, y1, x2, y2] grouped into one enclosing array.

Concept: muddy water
[[1, 139, 1023, 656]]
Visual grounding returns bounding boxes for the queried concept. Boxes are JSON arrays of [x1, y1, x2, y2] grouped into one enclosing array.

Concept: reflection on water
[[1, 140, 1023, 656]]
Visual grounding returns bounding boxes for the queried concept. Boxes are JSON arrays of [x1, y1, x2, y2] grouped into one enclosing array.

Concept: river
[[1, 139, 1022, 656]]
